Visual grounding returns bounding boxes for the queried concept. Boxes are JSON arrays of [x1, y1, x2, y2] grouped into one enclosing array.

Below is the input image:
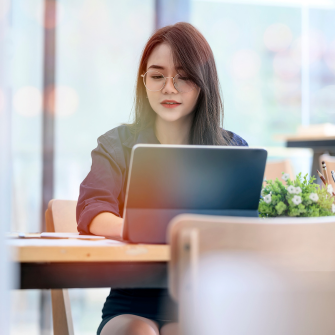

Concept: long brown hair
[[128, 22, 231, 145]]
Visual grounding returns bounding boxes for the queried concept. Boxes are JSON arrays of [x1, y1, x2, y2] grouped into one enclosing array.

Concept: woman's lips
[[161, 103, 181, 109]]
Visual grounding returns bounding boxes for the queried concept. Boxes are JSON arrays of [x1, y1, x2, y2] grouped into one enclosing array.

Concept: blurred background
[[1, 0, 335, 333]]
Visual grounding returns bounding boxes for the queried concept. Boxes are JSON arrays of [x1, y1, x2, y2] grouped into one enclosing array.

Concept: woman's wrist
[[89, 212, 123, 238]]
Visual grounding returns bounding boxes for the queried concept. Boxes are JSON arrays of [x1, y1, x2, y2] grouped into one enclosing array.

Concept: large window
[[11, 0, 44, 234], [10, 1, 154, 334], [191, 0, 335, 146], [55, 0, 154, 201], [309, 8, 335, 124], [191, 0, 335, 175]]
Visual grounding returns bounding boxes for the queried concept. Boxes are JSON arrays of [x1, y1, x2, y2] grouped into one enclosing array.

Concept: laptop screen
[[123, 145, 267, 243], [126, 145, 267, 210]]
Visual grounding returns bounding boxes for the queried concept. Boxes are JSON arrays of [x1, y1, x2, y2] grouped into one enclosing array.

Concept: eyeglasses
[[141, 69, 196, 93]]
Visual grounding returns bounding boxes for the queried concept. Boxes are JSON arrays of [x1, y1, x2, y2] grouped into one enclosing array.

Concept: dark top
[[76, 124, 248, 234], [76, 124, 248, 330]]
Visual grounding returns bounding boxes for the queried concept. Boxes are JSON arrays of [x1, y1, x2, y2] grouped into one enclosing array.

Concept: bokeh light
[[0, 89, 5, 114], [291, 30, 326, 65], [231, 49, 261, 80], [13, 86, 42, 117], [264, 23, 293, 52], [273, 52, 300, 80], [55, 86, 79, 117]]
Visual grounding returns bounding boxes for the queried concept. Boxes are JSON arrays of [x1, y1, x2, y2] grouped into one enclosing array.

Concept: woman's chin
[[155, 109, 190, 123]]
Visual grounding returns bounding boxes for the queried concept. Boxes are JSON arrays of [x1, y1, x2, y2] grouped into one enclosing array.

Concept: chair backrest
[[264, 159, 294, 182], [45, 199, 78, 233], [319, 154, 335, 188], [168, 214, 335, 302]]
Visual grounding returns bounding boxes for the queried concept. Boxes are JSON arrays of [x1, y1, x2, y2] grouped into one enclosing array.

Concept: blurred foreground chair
[[319, 153, 335, 188], [264, 159, 294, 182], [169, 214, 335, 335], [45, 199, 78, 335]]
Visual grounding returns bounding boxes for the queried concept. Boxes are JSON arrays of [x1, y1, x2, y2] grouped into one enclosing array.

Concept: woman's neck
[[155, 115, 193, 145]]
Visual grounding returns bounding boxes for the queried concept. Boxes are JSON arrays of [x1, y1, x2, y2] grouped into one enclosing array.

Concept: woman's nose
[[162, 77, 178, 94]]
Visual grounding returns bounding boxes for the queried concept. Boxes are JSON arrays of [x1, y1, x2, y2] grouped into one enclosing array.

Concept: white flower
[[292, 195, 302, 206], [332, 204, 335, 213], [309, 193, 319, 202], [294, 187, 302, 194], [287, 185, 296, 194], [327, 184, 333, 195], [264, 194, 272, 204], [282, 173, 290, 181]]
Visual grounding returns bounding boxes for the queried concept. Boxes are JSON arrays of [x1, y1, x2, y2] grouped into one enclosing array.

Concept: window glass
[[309, 8, 335, 125], [191, 1, 302, 146], [55, 0, 154, 201], [10, 1, 44, 334], [10, 2, 154, 334], [11, 0, 44, 233], [54, 2, 154, 334]]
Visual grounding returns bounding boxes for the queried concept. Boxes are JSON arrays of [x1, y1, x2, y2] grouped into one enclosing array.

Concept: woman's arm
[[77, 131, 125, 235], [89, 212, 123, 238]]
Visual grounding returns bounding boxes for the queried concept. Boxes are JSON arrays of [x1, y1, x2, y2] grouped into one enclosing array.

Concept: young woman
[[77, 22, 248, 335]]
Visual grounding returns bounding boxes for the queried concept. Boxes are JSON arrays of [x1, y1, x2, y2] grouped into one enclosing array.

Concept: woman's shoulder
[[98, 124, 133, 147], [92, 125, 134, 169], [222, 129, 248, 147]]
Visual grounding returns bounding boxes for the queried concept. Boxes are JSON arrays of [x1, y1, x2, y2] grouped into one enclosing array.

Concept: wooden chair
[[264, 159, 294, 182], [168, 214, 335, 334], [45, 199, 78, 335], [319, 153, 335, 188]]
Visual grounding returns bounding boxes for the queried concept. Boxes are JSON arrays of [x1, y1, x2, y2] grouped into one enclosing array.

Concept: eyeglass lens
[[143, 70, 195, 93]]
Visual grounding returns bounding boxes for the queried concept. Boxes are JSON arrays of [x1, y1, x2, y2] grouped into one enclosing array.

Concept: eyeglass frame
[[141, 69, 196, 93]]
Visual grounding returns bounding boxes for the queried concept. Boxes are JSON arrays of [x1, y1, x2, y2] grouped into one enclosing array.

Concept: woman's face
[[145, 43, 200, 123]]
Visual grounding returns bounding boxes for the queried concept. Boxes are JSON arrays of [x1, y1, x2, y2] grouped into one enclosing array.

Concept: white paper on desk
[[8, 238, 127, 247], [40, 232, 106, 240]]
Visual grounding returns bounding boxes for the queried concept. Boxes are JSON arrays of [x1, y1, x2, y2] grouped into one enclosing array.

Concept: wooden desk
[[285, 135, 335, 183], [9, 238, 170, 290]]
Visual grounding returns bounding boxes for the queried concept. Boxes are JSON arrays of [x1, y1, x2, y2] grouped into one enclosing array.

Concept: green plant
[[259, 172, 335, 218]]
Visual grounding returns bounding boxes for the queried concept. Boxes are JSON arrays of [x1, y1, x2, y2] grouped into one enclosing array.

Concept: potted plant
[[259, 173, 335, 218]]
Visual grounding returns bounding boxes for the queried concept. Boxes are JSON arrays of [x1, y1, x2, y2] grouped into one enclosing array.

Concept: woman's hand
[[89, 212, 123, 238]]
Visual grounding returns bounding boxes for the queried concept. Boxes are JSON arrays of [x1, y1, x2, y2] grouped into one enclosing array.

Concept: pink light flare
[[231, 49, 261, 80], [264, 23, 293, 53]]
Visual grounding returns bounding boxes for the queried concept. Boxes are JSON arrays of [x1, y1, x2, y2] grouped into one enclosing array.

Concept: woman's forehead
[[146, 43, 183, 72], [148, 43, 172, 63]]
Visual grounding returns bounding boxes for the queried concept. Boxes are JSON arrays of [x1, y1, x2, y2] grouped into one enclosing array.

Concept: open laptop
[[122, 144, 267, 244]]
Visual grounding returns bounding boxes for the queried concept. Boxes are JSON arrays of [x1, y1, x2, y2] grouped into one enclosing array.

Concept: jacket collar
[[122, 125, 160, 149], [122, 126, 237, 148]]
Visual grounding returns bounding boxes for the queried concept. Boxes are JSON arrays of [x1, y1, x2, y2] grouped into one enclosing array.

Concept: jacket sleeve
[[76, 134, 123, 234]]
